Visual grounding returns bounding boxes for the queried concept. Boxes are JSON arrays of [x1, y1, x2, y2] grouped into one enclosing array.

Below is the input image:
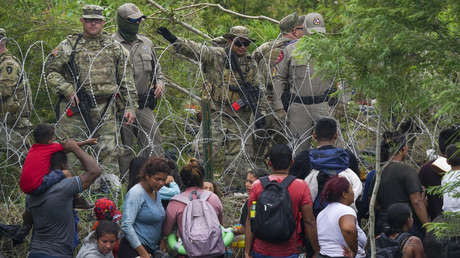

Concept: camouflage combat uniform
[[113, 29, 164, 178], [273, 13, 333, 154], [172, 26, 267, 185], [46, 6, 138, 180], [0, 28, 32, 163]]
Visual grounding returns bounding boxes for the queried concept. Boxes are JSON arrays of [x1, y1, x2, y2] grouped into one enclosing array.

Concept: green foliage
[[1, 0, 459, 252], [425, 212, 460, 239], [295, 0, 459, 119]]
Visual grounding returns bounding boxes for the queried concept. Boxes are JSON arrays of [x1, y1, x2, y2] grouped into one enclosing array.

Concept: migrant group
[[1, 2, 460, 258]]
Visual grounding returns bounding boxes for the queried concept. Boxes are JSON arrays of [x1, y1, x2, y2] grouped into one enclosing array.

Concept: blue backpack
[[309, 148, 350, 216]]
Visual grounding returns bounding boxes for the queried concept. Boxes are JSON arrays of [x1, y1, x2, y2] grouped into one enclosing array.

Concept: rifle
[[229, 52, 265, 129], [64, 34, 97, 135], [138, 87, 157, 110]]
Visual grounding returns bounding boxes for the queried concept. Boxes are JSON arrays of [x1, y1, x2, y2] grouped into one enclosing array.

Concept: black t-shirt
[[419, 160, 443, 220], [289, 145, 360, 179], [377, 161, 423, 210]]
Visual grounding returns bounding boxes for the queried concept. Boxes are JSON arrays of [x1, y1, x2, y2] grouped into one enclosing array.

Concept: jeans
[[253, 251, 299, 258]]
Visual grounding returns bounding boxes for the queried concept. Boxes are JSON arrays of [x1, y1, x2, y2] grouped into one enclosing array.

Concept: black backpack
[[366, 232, 411, 258], [251, 175, 296, 243]]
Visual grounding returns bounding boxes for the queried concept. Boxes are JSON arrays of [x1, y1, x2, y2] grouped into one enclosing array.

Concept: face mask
[[117, 14, 140, 42]]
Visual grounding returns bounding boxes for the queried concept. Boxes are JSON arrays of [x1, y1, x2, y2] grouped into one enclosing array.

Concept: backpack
[[171, 190, 225, 258], [308, 148, 350, 216], [366, 232, 411, 258], [251, 175, 296, 243]]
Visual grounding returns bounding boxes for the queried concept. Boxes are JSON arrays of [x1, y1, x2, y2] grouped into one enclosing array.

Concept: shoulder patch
[[275, 51, 284, 64], [6, 66, 12, 74]]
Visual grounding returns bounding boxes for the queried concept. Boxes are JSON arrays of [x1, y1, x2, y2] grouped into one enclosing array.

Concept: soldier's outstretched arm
[[157, 27, 223, 67], [46, 39, 75, 98], [272, 50, 291, 111], [116, 46, 138, 118]]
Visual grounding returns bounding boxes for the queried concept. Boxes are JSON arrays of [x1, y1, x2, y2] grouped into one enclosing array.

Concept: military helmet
[[304, 13, 326, 34], [279, 12, 299, 33], [82, 5, 105, 20], [223, 26, 255, 42]]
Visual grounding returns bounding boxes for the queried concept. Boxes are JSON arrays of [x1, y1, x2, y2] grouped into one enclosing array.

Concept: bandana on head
[[117, 14, 139, 42], [94, 198, 122, 222]]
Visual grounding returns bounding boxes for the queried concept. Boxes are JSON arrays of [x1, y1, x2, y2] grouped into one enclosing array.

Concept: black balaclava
[[117, 14, 139, 42]]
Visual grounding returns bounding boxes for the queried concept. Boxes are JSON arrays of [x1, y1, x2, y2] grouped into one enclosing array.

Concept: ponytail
[[180, 158, 205, 188]]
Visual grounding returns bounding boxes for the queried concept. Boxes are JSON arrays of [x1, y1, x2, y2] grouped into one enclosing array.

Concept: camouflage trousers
[[286, 102, 330, 155], [55, 101, 121, 196], [118, 107, 164, 180], [199, 109, 262, 191]]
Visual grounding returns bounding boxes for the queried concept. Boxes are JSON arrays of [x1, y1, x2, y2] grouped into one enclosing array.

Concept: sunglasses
[[83, 18, 104, 24], [234, 40, 250, 47], [127, 16, 145, 24]]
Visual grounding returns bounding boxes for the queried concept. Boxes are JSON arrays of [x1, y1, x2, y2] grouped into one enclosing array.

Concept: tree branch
[[146, 0, 212, 40], [171, 3, 279, 24]]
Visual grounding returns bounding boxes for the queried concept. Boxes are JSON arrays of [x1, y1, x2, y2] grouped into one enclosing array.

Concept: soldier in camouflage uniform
[[0, 28, 32, 163], [273, 13, 334, 155], [157, 26, 268, 189], [113, 3, 164, 179], [251, 13, 304, 159], [46, 5, 138, 188]]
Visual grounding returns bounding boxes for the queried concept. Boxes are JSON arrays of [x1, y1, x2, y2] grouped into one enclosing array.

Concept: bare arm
[[339, 214, 358, 255], [301, 204, 320, 254], [409, 192, 430, 225], [403, 236, 426, 258], [135, 245, 151, 258], [61, 140, 101, 190], [76, 138, 97, 147]]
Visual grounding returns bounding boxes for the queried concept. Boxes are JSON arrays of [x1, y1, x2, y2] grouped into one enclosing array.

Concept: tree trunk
[[368, 115, 381, 258]]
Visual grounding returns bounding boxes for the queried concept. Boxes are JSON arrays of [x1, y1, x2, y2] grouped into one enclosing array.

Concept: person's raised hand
[[166, 175, 174, 185]]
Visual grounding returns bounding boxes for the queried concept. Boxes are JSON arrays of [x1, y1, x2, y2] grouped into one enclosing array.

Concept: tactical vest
[[0, 52, 31, 124], [70, 34, 121, 98]]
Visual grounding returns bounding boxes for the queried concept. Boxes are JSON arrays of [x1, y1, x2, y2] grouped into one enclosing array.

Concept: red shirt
[[249, 175, 312, 256], [20, 143, 63, 193]]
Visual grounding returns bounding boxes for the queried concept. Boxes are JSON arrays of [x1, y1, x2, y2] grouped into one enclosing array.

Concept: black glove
[[157, 27, 177, 44]]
